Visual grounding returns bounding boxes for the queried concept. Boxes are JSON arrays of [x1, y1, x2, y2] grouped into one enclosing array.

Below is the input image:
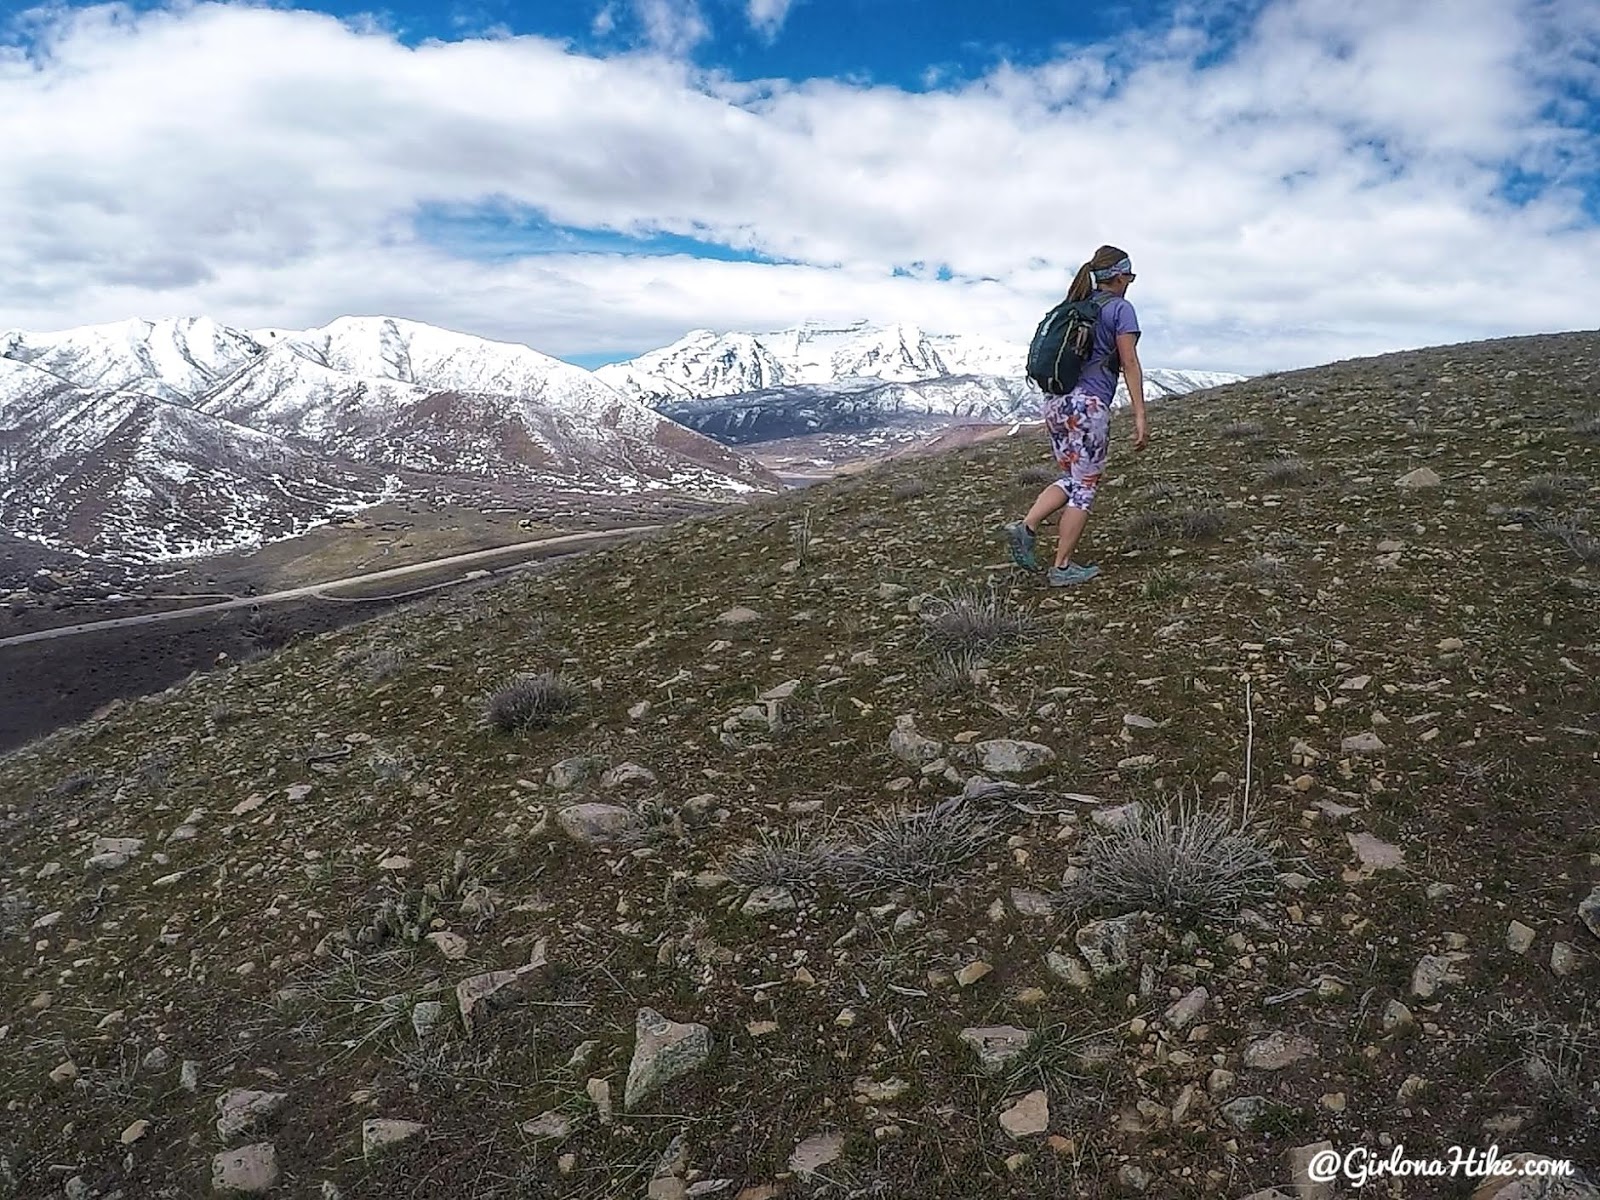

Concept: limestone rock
[[955, 960, 993, 987], [1579, 887, 1600, 941], [1219, 1095, 1276, 1131], [788, 1132, 845, 1176], [216, 1090, 288, 1142], [1162, 987, 1208, 1031], [999, 1090, 1049, 1139], [1112, 1164, 1151, 1193], [600, 762, 657, 790], [425, 931, 468, 961], [1507, 921, 1536, 955], [647, 1133, 690, 1200], [1346, 832, 1404, 876], [625, 1008, 712, 1110], [547, 755, 605, 791], [976, 739, 1056, 776], [1243, 1031, 1317, 1071], [741, 886, 797, 916], [1396, 466, 1442, 488], [852, 1076, 910, 1104], [86, 835, 144, 871], [1075, 913, 1139, 978], [1009, 888, 1055, 918], [362, 1119, 425, 1156], [1340, 731, 1387, 753], [410, 1001, 445, 1041], [457, 939, 548, 1035], [959, 1026, 1032, 1073], [1089, 802, 1143, 832], [555, 803, 639, 844], [1382, 1000, 1416, 1034], [716, 606, 761, 625], [1411, 952, 1468, 999], [520, 1111, 573, 1139], [1045, 950, 1094, 989], [211, 1143, 279, 1193], [890, 716, 943, 766]]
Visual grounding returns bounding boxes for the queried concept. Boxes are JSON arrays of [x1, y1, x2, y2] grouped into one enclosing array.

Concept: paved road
[[0, 525, 659, 648]]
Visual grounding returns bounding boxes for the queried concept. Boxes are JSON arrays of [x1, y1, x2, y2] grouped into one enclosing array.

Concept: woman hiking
[[1005, 245, 1149, 586]]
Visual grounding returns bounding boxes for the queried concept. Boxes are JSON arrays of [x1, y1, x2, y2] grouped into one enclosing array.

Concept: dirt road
[[0, 525, 658, 649]]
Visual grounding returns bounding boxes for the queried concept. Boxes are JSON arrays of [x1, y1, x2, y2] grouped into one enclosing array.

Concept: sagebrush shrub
[[919, 583, 1035, 653], [1060, 799, 1276, 921], [485, 671, 581, 732]]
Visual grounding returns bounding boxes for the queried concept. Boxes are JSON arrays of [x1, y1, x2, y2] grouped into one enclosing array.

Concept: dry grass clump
[[50, 771, 96, 798], [1179, 508, 1229, 540], [1520, 473, 1588, 505], [1488, 1005, 1600, 1139], [832, 801, 998, 893], [724, 826, 844, 890], [1259, 457, 1315, 486], [362, 647, 406, 682], [1567, 413, 1600, 438], [1219, 420, 1267, 442], [1532, 513, 1600, 563], [1059, 798, 1276, 921], [919, 582, 1036, 654], [1230, 555, 1290, 582], [485, 671, 582, 732], [1140, 568, 1193, 602], [725, 800, 997, 896], [925, 647, 986, 696], [1124, 508, 1228, 548], [891, 477, 931, 499]]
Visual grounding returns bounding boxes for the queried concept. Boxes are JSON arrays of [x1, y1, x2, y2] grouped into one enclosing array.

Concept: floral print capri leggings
[[1042, 386, 1111, 511]]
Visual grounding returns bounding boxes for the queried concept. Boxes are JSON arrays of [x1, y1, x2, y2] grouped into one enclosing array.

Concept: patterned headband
[[1092, 258, 1134, 282]]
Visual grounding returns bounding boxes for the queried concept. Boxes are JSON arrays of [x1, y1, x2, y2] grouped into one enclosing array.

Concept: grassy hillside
[[2, 331, 1597, 1199]]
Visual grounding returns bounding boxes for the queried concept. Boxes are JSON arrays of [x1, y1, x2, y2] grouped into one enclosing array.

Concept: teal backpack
[[1026, 294, 1114, 395]]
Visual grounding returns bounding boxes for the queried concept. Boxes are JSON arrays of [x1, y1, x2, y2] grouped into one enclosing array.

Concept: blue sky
[[1, 0, 1596, 374]]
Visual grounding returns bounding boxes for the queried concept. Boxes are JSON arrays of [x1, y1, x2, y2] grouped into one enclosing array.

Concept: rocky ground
[[1, 331, 1597, 1199]]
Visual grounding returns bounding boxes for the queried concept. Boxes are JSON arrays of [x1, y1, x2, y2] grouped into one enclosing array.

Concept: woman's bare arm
[[1117, 331, 1149, 451]]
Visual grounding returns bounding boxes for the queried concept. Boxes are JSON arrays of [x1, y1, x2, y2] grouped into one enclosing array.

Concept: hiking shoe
[[1003, 521, 1040, 572], [1047, 562, 1100, 587]]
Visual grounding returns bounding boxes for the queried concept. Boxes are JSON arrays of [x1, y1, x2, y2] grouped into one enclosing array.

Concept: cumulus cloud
[[0, 0, 1596, 375], [633, 0, 709, 56], [746, 0, 793, 40]]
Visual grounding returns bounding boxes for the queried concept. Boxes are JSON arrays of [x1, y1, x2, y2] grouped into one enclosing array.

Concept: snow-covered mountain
[[194, 317, 699, 478], [598, 320, 1246, 436], [0, 357, 391, 561], [0, 316, 775, 562], [0, 317, 262, 404], [596, 321, 961, 402]]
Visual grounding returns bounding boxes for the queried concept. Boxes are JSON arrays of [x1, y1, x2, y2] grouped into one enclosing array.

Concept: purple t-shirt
[[1075, 292, 1140, 404]]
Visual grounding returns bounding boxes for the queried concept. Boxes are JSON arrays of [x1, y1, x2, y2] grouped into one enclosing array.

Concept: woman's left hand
[[1132, 414, 1150, 452]]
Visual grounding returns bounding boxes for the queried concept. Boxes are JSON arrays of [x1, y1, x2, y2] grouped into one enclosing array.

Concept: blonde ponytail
[[1065, 244, 1131, 302]]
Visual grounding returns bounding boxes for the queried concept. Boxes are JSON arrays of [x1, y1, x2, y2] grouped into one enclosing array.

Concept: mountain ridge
[[0, 316, 776, 562]]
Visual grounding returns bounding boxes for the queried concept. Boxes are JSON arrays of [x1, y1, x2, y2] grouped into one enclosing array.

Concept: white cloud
[[746, 0, 793, 40], [0, 0, 1596, 376], [632, 0, 709, 56]]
